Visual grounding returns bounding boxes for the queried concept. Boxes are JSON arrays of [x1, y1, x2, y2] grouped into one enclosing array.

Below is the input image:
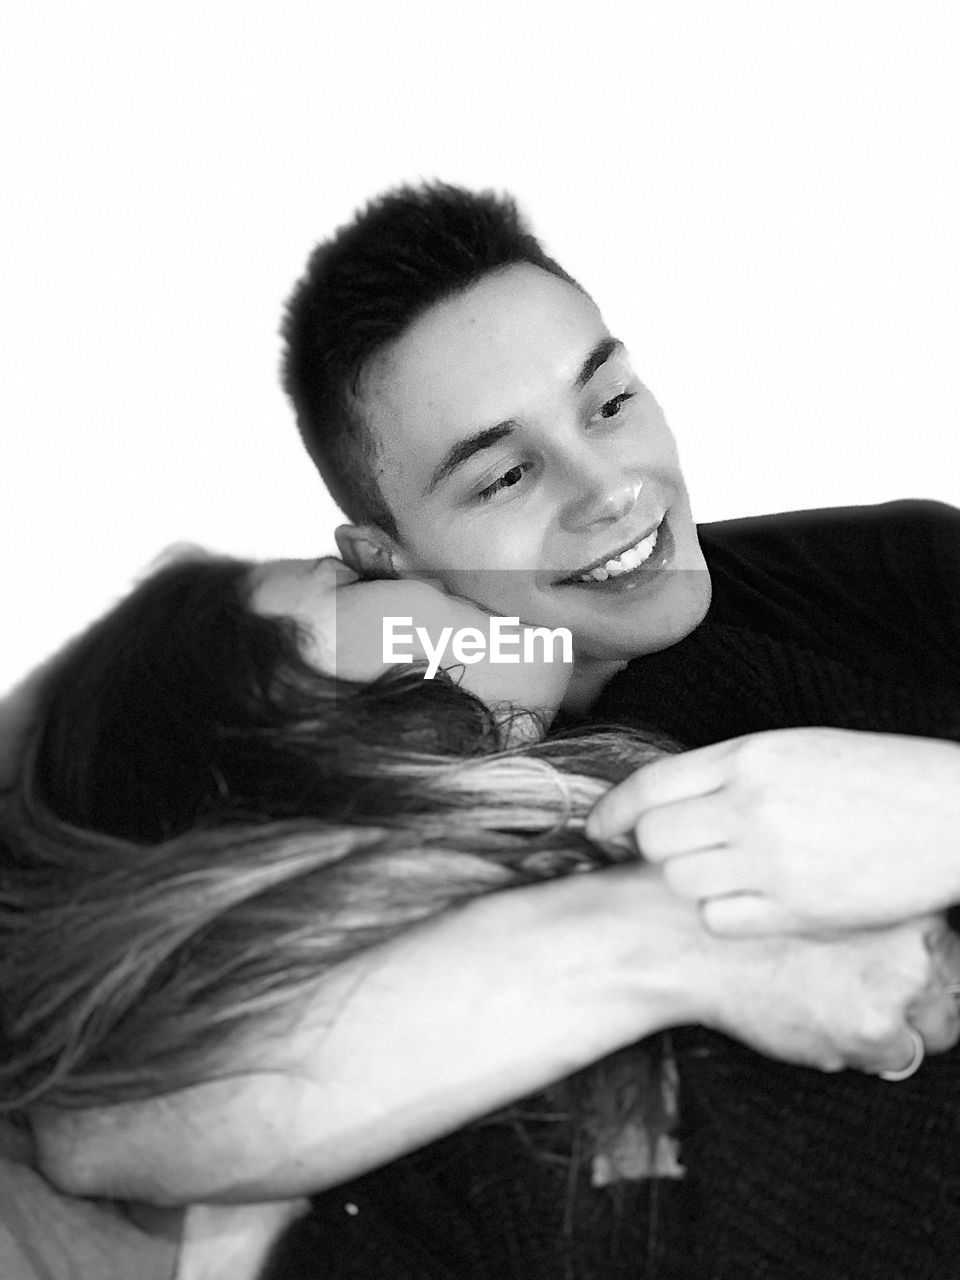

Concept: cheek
[[403, 512, 545, 576], [310, 599, 396, 682], [629, 415, 681, 471], [629, 389, 682, 461], [436, 568, 546, 623]]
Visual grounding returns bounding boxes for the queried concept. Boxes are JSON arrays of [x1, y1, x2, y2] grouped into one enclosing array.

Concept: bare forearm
[[31, 868, 701, 1204], [34, 861, 957, 1205]]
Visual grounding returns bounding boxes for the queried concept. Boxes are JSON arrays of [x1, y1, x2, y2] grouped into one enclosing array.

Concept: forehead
[[359, 264, 609, 454]]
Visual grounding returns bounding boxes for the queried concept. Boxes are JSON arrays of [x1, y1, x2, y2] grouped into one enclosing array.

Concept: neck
[[562, 657, 628, 715]]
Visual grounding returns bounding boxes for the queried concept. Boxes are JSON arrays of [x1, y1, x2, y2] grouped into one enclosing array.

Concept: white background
[[2, 1, 958, 693]]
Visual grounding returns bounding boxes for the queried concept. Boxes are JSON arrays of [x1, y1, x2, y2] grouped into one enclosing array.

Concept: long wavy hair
[[0, 552, 675, 1177]]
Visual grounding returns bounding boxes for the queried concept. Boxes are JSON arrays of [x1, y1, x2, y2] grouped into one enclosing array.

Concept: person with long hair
[[2, 549, 959, 1279]]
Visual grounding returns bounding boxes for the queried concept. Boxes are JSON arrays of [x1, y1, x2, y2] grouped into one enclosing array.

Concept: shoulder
[[700, 497, 958, 542], [696, 500, 960, 654], [698, 499, 960, 574]]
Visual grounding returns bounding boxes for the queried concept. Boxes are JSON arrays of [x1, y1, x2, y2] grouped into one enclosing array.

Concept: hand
[[697, 913, 960, 1075], [587, 728, 960, 935]]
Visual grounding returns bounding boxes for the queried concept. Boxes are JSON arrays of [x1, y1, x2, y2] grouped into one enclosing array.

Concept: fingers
[[862, 924, 960, 1072], [876, 1027, 926, 1081], [659, 849, 746, 900], [587, 739, 741, 840], [907, 926, 960, 1054], [635, 810, 773, 929], [700, 894, 800, 937], [908, 992, 960, 1056], [849, 1021, 932, 1077], [634, 792, 735, 861], [928, 919, 960, 978], [660, 839, 762, 901], [871, 995, 960, 1079]]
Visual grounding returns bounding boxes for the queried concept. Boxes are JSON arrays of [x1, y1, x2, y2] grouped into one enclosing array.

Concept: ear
[[335, 523, 408, 578]]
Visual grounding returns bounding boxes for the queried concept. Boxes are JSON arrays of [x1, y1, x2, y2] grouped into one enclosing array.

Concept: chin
[[578, 575, 712, 663]]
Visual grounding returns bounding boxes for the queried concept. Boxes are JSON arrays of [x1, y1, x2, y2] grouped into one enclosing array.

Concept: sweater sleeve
[[873, 499, 960, 659]]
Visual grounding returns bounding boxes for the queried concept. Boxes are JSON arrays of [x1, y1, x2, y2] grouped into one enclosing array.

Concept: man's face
[[358, 264, 710, 662]]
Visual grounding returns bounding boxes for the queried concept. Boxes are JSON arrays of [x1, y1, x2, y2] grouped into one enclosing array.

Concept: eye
[[597, 391, 636, 420], [477, 463, 527, 503]]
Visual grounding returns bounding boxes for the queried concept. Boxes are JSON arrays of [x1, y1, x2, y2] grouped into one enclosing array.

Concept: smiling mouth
[[557, 521, 664, 585]]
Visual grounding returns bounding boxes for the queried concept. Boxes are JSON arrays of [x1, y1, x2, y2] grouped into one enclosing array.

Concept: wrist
[[534, 866, 719, 1044]]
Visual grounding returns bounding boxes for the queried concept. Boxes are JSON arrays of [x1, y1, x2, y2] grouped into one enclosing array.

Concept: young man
[[283, 185, 711, 711], [278, 182, 960, 1279], [283, 181, 960, 938]]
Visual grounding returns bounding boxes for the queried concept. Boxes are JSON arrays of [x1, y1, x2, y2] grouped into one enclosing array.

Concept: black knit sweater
[[594, 499, 960, 747], [265, 500, 960, 1280]]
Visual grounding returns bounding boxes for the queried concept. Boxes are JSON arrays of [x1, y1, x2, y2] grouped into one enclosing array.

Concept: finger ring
[[879, 1027, 925, 1082]]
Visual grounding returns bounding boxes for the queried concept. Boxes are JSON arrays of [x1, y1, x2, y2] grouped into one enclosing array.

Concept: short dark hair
[[281, 182, 580, 538]]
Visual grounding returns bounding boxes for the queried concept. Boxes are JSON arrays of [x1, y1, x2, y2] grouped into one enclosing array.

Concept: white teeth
[[576, 527, 660, 583], [636, 530, 658, 560]]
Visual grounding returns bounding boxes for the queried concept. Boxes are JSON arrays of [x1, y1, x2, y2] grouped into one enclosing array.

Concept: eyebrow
[[576, 336, 623, 390], [424, 336, 625, 496]]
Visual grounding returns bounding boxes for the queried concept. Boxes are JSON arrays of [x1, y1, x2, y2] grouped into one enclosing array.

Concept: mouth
[[556, 518, 668, 586]]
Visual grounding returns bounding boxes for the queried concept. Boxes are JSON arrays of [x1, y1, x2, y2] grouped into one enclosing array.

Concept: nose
[[559, 456, 643, 532]]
